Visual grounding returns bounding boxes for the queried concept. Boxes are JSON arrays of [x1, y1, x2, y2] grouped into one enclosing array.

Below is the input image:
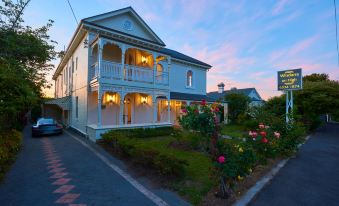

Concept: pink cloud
[[272, 0, 290, 15]]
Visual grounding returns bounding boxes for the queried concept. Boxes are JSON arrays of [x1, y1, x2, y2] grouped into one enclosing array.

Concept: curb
[[233, 134, 312, 206]]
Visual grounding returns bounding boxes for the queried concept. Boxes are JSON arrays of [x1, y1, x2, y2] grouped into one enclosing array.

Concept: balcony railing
[[90, 60, 169, 85]]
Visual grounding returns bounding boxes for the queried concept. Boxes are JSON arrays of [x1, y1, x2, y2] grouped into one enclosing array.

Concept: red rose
[[260, 131, 267, 137], [201, 99, 206, 106], [261, 137, 268, 143], [214, 107, 220, 112]]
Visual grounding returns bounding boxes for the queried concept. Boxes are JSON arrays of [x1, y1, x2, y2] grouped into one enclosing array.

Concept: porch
[[89, 37, 170, 86]]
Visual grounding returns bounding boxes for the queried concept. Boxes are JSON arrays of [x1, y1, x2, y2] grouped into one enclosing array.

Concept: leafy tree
[[0, 0, 56, 130], [224, 93, 250, 123], [303, 73, 329, 82]]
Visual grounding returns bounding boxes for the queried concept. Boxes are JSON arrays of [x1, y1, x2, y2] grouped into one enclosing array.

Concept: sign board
[[277, 69, 302, 91]]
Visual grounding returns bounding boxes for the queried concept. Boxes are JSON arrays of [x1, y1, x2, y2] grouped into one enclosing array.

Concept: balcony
[[90, 60, 169, 85]]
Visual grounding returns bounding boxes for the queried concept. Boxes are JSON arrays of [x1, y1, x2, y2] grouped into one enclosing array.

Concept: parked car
[[32, 118, 63, 137]]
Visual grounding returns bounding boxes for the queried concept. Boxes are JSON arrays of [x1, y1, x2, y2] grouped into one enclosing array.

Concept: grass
[[127, 136, 215, 205], [220, 124, 247, 138]]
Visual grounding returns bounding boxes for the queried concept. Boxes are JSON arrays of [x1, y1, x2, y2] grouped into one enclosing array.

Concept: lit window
[[187, 70, 193, 87]]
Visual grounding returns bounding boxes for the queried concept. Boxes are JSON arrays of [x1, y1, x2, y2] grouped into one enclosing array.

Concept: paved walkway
[[0, 125, 189, 206], [250, 123, 339, 206]]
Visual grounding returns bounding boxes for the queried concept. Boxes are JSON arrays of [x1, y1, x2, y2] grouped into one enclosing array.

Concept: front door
[[124, 98, 132, 124]]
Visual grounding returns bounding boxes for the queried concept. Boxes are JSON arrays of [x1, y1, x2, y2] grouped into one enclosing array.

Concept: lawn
[[220, 124, 247, 138]]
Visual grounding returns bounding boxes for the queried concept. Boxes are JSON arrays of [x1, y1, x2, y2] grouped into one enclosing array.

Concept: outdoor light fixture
[[105, 93, 116, 105], [141, 56, 148, 64], [141, 96, 148, 104]]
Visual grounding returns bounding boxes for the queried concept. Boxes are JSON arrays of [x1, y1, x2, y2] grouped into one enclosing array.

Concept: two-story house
[[45, 7, 215, 141]]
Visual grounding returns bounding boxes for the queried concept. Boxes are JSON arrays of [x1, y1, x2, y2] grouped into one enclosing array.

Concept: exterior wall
[[169, 61, 207, 95], [69, 35, 89, 134]]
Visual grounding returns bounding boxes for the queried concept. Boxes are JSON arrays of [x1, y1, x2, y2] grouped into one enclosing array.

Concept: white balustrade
[[91, 61, 169, 86], [124, 64, 154, 83]]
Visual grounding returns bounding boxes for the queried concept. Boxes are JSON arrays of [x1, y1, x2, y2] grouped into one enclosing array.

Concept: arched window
[[187, 70, 193, 87]]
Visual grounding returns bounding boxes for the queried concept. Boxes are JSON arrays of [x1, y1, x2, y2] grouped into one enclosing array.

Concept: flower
[[260, 131, 267, 137], [217, 155, 226, 164], [239, 147, 243, 153], [259, 123, 265, 129], [194, 109, 199, 114], [274, 132, 281, 139], [249, 131, 258, 138], [261, 137, 268, 143], [181, 108, 187, 114], [201, 99, 206, 106], [237, 175, 243, 181], [265, 125, 270, 129], [214, 107, 220, 112], [248, 168, 252, 173]]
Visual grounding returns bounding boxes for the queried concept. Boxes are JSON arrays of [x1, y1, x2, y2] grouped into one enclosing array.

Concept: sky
[[22, 0, 339, 99]]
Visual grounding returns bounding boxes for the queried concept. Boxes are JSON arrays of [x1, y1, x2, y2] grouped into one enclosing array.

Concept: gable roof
[[83, 6, 165, 46], [207, 88, 263, 102], [160, 48, 211, 68]]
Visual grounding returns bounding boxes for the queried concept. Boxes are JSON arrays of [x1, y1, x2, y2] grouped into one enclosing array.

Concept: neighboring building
[[45, 7, 215, 141], [207, 82, 264, 106]]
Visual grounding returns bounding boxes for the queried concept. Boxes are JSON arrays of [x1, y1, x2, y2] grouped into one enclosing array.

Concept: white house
[[45, 7, 216, 141]]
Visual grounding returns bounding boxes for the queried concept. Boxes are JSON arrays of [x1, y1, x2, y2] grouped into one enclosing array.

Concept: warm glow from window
[[105, 93, 117, 105], [141, 56, 148, 64]]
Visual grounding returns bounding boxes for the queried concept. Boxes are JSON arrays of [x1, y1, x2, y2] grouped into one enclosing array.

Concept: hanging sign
[[277, 69, 303, 91]]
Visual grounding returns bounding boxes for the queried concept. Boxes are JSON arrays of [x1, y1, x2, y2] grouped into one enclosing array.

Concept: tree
[[224, 93, 250, 123], [303, 73, 329, 82], [0, 0, 56, 130]]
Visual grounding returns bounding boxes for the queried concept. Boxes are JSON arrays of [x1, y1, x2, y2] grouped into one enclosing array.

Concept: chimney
[[217, 82, 225, 93]]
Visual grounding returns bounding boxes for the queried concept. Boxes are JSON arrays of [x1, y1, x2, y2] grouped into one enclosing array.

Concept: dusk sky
[[23, 0, 339, 99]]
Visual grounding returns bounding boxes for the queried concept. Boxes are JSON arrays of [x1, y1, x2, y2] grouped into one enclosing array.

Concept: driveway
[[0, 125, 189, 206], [250, 123, 339, 206]]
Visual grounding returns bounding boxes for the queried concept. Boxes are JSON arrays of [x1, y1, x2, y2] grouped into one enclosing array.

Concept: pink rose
[[181, 108, 187, 114], [201, 99, 206, 106], [214, 107, 220, 112], [274, 132, 281, 139], [259, 123, 265, 129], [218, 155, 226, 164]]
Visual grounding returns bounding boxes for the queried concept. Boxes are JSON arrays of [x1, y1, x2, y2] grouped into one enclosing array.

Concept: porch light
[[141, 96, 148, 104], [105, 93, 116, 105], [141, 56, 148, 64]]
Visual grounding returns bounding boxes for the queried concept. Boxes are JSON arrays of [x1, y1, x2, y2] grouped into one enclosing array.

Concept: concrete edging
[[233, 134, 312, 206]]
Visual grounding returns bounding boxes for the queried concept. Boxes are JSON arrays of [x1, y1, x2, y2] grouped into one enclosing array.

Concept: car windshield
[[38, 119, 55, 125]]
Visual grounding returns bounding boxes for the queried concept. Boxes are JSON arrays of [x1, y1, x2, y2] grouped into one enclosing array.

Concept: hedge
[[0, 130, 22, 181], [105, 126, 174, 139], [102, 128, 188, 178]]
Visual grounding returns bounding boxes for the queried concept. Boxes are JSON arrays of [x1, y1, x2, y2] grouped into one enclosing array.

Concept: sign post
[[277, 69, 302, 123]]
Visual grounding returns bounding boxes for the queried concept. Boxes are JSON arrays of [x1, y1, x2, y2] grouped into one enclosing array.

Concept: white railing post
[[97, 86, 102, 127], [153, 96, 157, 123], [121, 45, 125, 80]]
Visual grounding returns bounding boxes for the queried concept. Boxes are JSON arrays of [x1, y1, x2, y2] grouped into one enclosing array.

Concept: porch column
[[120, 44, 126, 80], [167, 96, 171, 123], [97, 88, 102, 127], [153, 53, 158, 84], [153, 97, 157, 123], [98, 39, 103, 79], [167, 56, 171, 85], [119, 93, 124, 125]]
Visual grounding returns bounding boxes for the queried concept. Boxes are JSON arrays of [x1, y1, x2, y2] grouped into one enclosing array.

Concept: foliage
[[105, 127, 174, 139], [220, 124, 247, 138], [0, 0, 56, 130], [224, 93, 250, 123], [102, 130, 188, 178], [101, 130, 215, 204], [0, 130, 22, 181], [303, 73, 329, 82]]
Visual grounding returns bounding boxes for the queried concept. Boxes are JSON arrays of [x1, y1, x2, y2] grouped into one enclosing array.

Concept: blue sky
[[23, 0, 339, 99]]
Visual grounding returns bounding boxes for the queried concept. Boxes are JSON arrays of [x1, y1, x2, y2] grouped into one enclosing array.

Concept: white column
[[98, 39, 103, 79], [121, 44, 126, 80], [119, 93, 124, 125], [97, 88, 102, 127], [167, 57, 171, 85], [153, 53, 157, 84], [153, 97, 157, 123], [167, 96, 171, 123]]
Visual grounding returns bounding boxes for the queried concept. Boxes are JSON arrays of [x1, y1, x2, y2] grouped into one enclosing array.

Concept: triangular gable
[[83, 7, 165, 46], [248, 89, 262, 101]]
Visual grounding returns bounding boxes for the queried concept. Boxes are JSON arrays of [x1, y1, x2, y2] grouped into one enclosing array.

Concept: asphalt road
[[0, 125, 189, 206], [250, 123, 339, 206]]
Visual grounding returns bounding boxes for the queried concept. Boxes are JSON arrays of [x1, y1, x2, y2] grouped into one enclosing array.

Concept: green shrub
[[0, 130, 22, 181], [102, 131, 188, 178], [103, 127, 174, 139]]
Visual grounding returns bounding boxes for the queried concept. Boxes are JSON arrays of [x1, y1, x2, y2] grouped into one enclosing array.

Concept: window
[[76, 96, 79, 118], [75, 57, 78, 71], [186, 70, 193, 87]]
